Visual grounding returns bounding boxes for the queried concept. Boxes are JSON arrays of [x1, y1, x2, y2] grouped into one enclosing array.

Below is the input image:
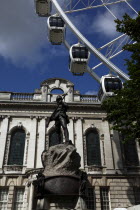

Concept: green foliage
[[102, 12, 140, 142]]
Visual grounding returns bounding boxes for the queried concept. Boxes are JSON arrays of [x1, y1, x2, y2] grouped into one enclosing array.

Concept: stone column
[[75, 118, 84, 169], [68, 118, 74, 144], [0, 117, 9, 169], [27, 117, 37, 169], [36, 118, 46, 168], [47, 94, 51, 102]]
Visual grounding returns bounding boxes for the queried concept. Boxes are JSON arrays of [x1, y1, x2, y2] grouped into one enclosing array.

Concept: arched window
[[86, 129, 101, 166], [123, 139, 139, 166], [8, 129, 26, 165], [49, 129, 63, 147]]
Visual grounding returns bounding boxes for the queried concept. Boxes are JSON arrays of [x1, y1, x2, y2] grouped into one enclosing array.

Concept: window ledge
[[85, 165, 106, 173], [3, 165, 26, 174], [124, 166, 140, 168]]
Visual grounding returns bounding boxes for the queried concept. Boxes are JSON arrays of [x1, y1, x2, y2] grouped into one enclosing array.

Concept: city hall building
[[0, 78, 140, 210]]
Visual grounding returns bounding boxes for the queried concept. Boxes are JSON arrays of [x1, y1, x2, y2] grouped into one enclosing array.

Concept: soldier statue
[[46, 95, 70, 143]]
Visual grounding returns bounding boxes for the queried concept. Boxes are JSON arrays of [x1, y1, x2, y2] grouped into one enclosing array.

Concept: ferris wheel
[[34, 0, 138, 101]]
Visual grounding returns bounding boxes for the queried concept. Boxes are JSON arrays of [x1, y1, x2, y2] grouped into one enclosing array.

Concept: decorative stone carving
[[91, 123, 95, 128], [17, 122, 23, 128], [55, 79, 61, 88], [3, 133, 11, 165], [83, 134, 87, 166], [24, 133, 30, 165], [87, 166, 102, 172], [4, 165, 23, 172]]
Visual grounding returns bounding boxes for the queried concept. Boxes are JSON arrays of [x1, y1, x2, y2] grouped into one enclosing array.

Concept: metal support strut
[[51, 0, 130, 82]]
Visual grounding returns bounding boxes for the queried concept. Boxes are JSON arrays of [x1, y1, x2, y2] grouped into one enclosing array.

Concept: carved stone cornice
[[25, 168, 44, 176], [0, 101, 102, 111]]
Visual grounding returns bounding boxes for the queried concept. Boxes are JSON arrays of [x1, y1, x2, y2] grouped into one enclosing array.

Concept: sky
[[0, 0, 139, 95]]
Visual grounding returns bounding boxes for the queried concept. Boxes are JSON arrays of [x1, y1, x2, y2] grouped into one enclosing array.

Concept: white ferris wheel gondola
[[47, 16, 66, 45], [34, 0, 138, 90], [35, 0, 51, 17], [98, 74, 123, 103], [69, 43, 90, 76]]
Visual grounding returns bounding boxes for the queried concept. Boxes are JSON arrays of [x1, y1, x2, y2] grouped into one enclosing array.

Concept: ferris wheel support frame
[[51, 0, 130, 82]]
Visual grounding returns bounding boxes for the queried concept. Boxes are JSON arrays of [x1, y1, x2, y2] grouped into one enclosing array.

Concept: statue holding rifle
[[46, 94, 70, 144]]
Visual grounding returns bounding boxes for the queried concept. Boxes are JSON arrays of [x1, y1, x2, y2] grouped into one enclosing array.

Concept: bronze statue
[[46, 95, 69, 143]]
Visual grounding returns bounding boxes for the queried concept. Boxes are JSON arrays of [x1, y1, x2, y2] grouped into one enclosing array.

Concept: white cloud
[[91, 4, 129, 38], [91, 11, 117, 38], [85, 90, 97, 95], [0, 0, 48, 67], [0, 0, 131, 68]]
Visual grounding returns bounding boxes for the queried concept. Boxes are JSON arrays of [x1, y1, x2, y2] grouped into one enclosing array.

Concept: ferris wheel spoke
[[64, 40, 71, 50], [104, 36, 131, 58], [101, 0, 139, 21], [91, 38, 136, 72], [125, 0, 139, 15], [98, 34, 126, 50], [91, 49, 124, 71], [100, 0, 117, 19], [61, 0, 126, 14], [108, 37, 130, 57], [51, 0, 130, 81], [87, 66, 101, 82]]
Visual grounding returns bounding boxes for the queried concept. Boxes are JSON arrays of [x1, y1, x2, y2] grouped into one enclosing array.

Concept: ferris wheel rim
[[51, 0, 130, 82]]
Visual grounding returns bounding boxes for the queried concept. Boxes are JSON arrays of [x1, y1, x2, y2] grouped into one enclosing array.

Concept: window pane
[[0, 189, 8, 210], [100, 187, 110, 210], [8, 129, 26, 165], [123, 139, 139, 166], [14, 188, 24, 210], [86, 130, 101, 166], [85, 187, 95, 210]]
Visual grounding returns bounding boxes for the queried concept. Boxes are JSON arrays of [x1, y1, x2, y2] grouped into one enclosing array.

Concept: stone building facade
[[0, 78, 140, 210]]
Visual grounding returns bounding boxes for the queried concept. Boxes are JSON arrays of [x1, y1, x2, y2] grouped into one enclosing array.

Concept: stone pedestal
[[36, 196, 87, 210], [33, 143, 89, 210]]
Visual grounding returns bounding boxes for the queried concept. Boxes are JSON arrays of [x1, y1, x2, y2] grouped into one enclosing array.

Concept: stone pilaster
[[23, 186, 28, 210], [102, 121, 114, 169], [112, 130, 123, 170], [36, 118, 46, 168], [68, 118, 74, 144], [41, 85, 48, 102], [27, 117, 37, 169], [7, 185, 14, 210], [0, 117, 9, 169], [95, 185, 101, 210], [75, 118, 84, 169]]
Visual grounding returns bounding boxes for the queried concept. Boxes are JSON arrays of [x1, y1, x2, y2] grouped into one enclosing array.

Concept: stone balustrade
[[80, 94, 99, 103], [11, 93, 34, 101], [0, 91, 99, 103]]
